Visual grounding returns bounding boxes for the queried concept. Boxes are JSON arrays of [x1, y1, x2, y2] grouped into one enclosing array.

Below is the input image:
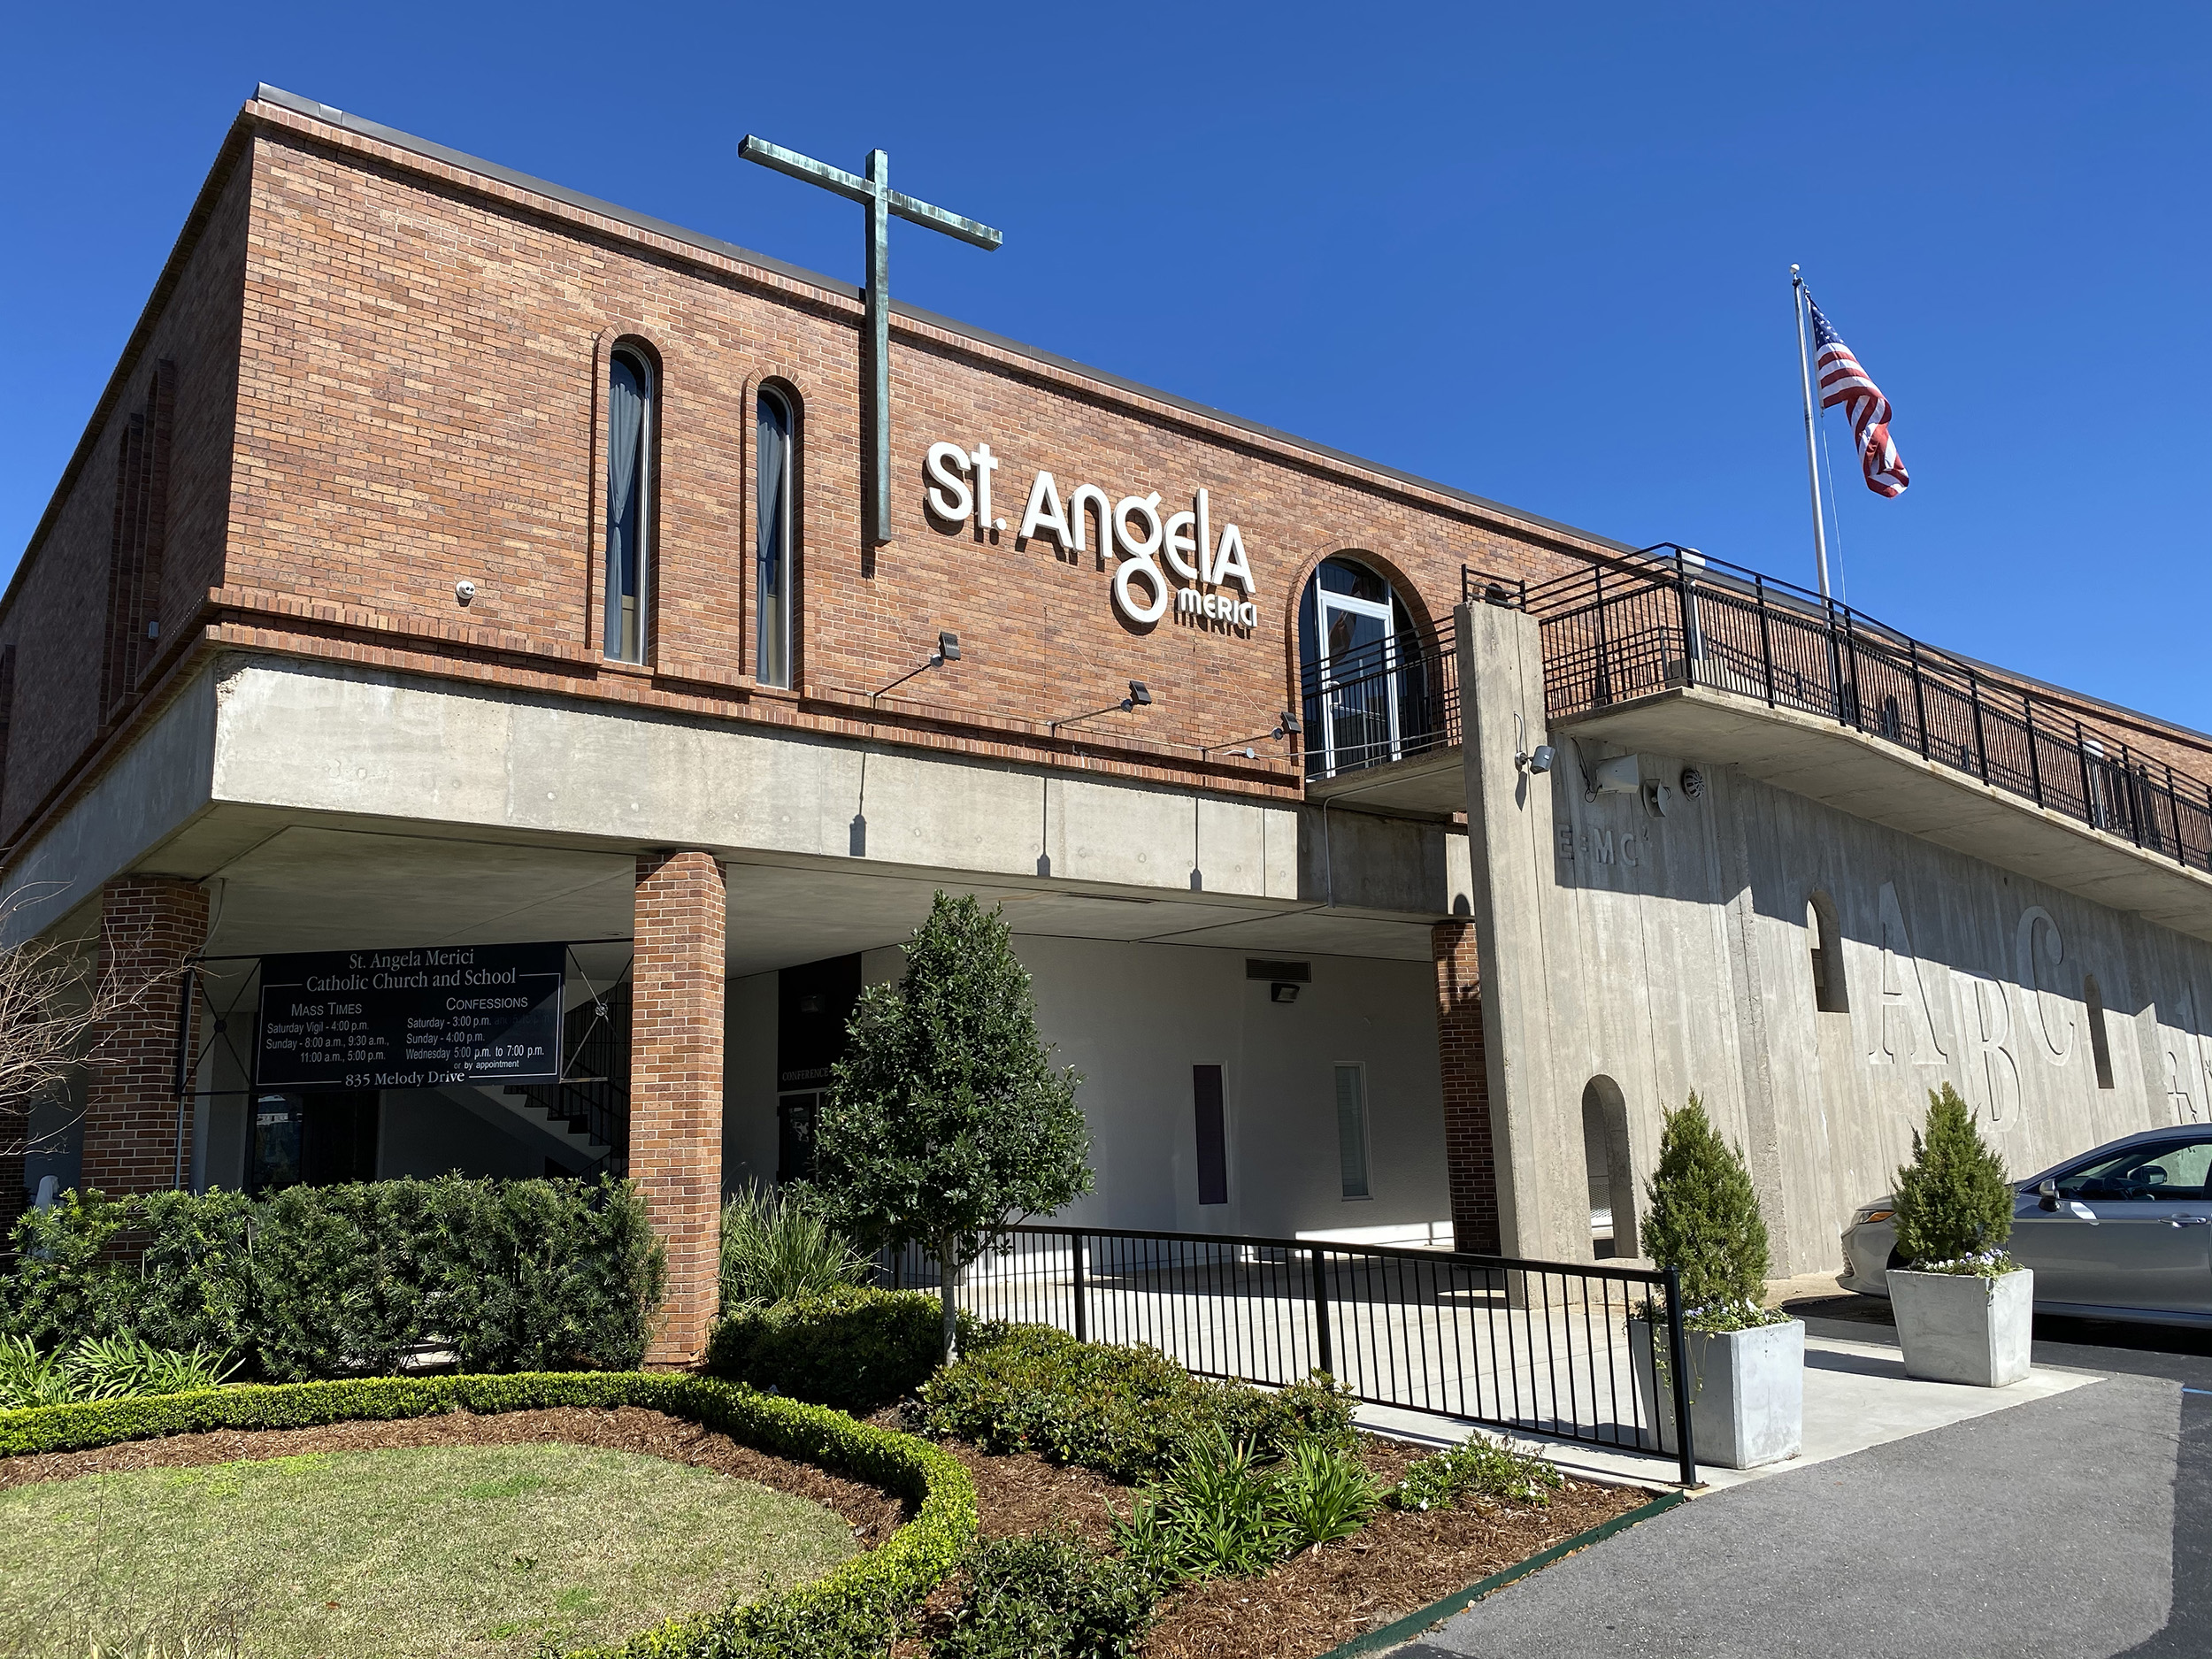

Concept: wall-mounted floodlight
[[1051, 680, 1159, 736], [872, 630, 965, 707], [1520, 744, 1556, 774], [1202, 705, 1304, 760], [1270, 982, 1300, 1004], [1277, 710, 1302, 737]]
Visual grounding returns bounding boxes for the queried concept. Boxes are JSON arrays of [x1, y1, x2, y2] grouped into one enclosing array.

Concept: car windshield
[[2052, 1136, 2212, 1202]]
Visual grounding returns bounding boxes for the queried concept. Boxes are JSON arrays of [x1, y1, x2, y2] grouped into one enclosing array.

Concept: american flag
[[1808, 296, 1909, 498]]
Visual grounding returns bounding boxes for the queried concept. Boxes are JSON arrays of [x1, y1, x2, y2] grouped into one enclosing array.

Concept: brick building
[[9, 88, 2212, 1359]]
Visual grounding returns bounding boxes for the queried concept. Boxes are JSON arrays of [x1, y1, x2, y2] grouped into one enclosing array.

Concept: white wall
[[716, 934, 1450, 1240]]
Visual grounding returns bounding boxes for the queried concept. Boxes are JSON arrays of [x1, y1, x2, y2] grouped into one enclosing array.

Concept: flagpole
[[1791, 265, 1832, 599]]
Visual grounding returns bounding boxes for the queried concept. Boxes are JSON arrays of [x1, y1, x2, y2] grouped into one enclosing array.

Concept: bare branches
[[0, 887, 184, 1160]]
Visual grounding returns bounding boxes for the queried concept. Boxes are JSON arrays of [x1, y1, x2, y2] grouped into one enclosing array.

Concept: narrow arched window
[[603, 346, 655, 663], [756, 388, 795, 688], [1808, 893, 1848, 1015], [2084, 974, 2116, 1089]]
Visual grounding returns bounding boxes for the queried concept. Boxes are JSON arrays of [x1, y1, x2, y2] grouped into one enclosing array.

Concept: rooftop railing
[[1529, 545, 2212, 875]]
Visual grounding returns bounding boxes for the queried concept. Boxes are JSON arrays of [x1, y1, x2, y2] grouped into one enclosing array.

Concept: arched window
[[1298, 557, 1432, 778], [603, 346, 655, 663], [1807, 893, 1848, 1015], [2084, 974, 2116, 1089], [756, 388, 795, 688], [1581, 1077, 1635, 1261]]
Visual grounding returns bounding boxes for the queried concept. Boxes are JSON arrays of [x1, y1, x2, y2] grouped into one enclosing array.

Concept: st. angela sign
[[924, 440, 1261, 632]]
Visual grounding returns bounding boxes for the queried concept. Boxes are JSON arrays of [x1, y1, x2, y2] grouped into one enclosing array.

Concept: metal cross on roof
[[738, 137, 1003, 548]]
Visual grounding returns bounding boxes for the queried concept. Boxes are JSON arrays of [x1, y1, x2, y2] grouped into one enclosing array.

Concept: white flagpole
[[1792, 265, 1832, 600]]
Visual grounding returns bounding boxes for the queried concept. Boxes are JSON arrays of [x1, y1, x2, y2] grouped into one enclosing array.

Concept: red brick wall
[[80, 877, 208, 1195], [0, 148, 250, 858], [1432, 919, 1499, 1255], [631, 849, 726, 1366]]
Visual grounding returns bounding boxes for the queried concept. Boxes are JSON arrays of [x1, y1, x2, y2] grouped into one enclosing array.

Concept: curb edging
[[1309, 1489, 1688, 1659]]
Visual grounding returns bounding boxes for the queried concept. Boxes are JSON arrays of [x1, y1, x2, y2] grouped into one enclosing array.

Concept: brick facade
[[630, 849, 726, 1367], [1432, 919, 1499, 1255], [80, 877, 209, 1195]]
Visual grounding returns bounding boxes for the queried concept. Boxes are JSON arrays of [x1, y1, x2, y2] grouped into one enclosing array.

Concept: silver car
[[1839, 1125, 2212, 1326]]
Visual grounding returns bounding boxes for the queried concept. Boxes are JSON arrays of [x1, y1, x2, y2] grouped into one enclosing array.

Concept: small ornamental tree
[[1638, 1093, 1773, 1321], [809, 893, 1094, 1359], [1893, 1083, 2013, 1269]]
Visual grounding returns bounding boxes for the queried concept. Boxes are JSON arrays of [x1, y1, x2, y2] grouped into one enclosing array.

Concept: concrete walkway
[[1392, 1304, 2208, 1659]]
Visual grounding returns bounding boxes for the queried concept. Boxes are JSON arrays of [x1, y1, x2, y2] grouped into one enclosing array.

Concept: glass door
[[1317, 589, 1401, 774]]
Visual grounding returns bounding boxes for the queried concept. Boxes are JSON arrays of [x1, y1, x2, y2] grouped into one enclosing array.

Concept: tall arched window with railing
[[1298, 557, 1432, 779], [602, 345, 656, 663], [756, 387, 795, 688]]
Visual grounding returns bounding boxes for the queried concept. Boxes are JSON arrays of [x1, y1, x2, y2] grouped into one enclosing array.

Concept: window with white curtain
[[756, 388, 795, 687], [603, 346, 655, 663]]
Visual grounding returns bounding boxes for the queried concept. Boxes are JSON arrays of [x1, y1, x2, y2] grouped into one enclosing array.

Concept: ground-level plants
[[1629, 1094, 1803, 1469], [1886, 1083, 2032, 1387]]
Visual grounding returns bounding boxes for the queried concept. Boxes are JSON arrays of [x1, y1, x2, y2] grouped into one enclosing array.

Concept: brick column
[[1433, 918, 1501, 1255], [80, 877, 207, 1195], [632, 849, 726, 1367]]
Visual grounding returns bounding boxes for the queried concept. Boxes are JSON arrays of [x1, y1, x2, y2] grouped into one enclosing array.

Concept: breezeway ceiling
[[189, 820, 1437, 979]]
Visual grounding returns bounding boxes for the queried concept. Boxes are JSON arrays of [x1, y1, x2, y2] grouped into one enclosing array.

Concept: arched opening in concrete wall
[[2083, 974, 2116, 1089], [1806, 892, 1848, 1015], [1580, 1076, 1636, 1261]]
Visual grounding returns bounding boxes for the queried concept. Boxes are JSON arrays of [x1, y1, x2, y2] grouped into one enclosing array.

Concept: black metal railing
[[1301, 617, 1462, 783], [880, 1225, 1698, 1484], [1529, 545, 2212, 875], [515, 980, 632, 1174]]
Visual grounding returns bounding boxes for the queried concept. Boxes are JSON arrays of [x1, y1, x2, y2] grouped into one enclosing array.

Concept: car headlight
[[1852, 1207, 1894, 1225]]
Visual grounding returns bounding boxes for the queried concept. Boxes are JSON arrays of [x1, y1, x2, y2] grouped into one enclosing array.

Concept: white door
[[1317, 589, 1400, 774]]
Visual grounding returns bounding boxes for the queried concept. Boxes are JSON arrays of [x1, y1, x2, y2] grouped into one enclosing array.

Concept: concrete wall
[[1463, 603, 2212, 1275], [720, 933, 1450, 1240]]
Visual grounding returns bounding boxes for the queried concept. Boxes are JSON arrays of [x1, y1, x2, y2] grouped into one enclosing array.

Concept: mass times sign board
[[255, 943, 565, 1091]]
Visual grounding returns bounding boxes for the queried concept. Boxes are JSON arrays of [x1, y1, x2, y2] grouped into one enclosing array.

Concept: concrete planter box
[[1889, 1267, 2033, 1386], [1628, 1316, 1803, 1470]]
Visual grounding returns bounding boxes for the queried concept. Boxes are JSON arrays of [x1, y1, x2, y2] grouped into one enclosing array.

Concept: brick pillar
[[80, 877, 207, 1196], [1433, 918, 1501, 1255], [632, 849, 726, 1367]]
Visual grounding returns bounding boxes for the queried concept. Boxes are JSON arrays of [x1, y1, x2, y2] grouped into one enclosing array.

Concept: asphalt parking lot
[[1402, 1298, 2209, 1659]]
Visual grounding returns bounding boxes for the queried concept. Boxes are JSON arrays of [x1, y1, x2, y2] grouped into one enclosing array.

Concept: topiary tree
[[1638, 1093, 1771, 1317], [807, 893, 1093, 1359], [1893, 1083, 2013, 1267]]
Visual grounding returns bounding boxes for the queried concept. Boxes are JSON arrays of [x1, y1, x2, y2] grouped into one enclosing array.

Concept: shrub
[[720, 1186, 870, 1310], [1275, 1439, 1380, 1550], [1387, 1434, 1564, 1512], [0, 1333, 240, 1409], [912, 1325, 1355, 1484], [704, 1286, 942, 1412], [1639, 1093, 1778, 1326], [937, 1532, 1155, 1659], [0, 1177, 665, 1380], [0, 1370, 978, 1659], [1893, 1083, 2015, 1270]]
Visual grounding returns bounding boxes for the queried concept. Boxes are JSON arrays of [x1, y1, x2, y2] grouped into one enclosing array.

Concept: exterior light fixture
[[1277, 710, 1302, 736], [454, 580, 477, 604], [1052, 680, 1158, 736], [1270, 982, 1300, 1003], [872, 630, 965, 706], [1523, 744, 1556, 773]]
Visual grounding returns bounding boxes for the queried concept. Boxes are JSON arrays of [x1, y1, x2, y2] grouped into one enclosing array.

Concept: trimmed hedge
[[704, 1286, 942, 1412], [914, 1325, 1357, 1484], [1, 1178, 664, 1379], [0, 1370, 976, 1659]]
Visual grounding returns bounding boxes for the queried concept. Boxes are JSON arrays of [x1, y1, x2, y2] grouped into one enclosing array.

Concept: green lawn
[[0, 1443, 859, 1658]]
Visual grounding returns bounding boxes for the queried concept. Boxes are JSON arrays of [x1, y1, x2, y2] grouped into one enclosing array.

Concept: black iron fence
[[1300, 616, 1461, 783], [882, 1225, 1698, 1484], [1528, 545, 2212, 875]]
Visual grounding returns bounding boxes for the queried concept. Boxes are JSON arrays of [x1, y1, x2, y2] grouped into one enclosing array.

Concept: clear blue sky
[[5, 4, 2205, 724]]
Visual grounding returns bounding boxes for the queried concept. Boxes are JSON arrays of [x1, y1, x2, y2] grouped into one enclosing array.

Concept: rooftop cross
[[738, 137, 1002, 548]]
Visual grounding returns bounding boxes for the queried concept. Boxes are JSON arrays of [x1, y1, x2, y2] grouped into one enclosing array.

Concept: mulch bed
[[3, 1406, 1654, 1659]]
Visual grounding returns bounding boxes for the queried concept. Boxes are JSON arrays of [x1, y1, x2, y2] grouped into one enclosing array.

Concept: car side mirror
[[2037, 1179, 2059, 1212]]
